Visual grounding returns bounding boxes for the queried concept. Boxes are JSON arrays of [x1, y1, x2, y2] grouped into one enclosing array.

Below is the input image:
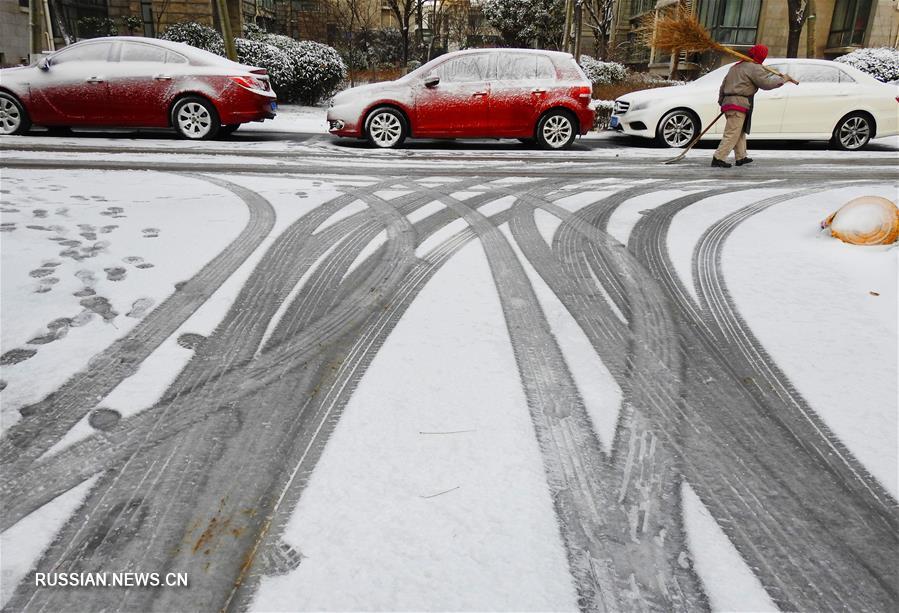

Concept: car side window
[[52, 43, 111, 65], [166, 51, 188, 64], [837, 69, 856, 83], [120, 43, 168, 63], [535, 55, 556, 80], [496, 54, 537, 81], [793, 64, 840, 83], [436, 55, 488, 83]]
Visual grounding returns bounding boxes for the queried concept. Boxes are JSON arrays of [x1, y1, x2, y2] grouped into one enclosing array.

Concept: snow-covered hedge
[[579, 56, 626, 85], [160, 23, 346, 105], [834, 47, 899, 83], [160, 22, 226, 56]]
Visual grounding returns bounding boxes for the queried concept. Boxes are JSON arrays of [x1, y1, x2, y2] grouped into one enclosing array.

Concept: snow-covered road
[[1, 133, 897, 613]]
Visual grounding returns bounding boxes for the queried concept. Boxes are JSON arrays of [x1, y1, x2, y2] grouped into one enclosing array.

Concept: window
[[698, 0, 761, 46], [52, 43, 111, 64], [120, 43, 167, 63], [792, 64, 841, 83], [166, 51, 188, 64], [629, 0, 655, 18], [435, 55, 487, 83], [496, 54, 533, 81], [535, 56, 555, 80], [828, 0, 872, 48]]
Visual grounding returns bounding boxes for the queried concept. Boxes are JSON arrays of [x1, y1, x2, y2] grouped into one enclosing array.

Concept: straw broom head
[[645, 11, 758, 64], [651, 11, 719, 54]]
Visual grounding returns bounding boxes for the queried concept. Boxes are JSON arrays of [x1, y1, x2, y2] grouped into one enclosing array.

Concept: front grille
[[614, 100, 630, 114]]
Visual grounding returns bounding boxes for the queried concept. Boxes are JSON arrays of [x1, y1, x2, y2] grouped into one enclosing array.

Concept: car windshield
[[400, 56, 452, 82]]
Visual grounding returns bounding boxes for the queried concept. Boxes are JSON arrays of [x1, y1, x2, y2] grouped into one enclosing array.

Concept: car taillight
[[230, 76, 267, 91], [575, 85, 592, 104]]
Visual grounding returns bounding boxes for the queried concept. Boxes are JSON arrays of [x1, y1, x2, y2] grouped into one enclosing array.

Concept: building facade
[[610, 0, 899, 76], [0, 0, 31, 66]]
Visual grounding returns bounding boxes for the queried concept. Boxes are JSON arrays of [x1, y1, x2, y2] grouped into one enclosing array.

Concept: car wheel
[[536, 110, 576, 150], [0, 92, 31, 136], [365, 107, 407, 148], [172, 96, 220, 140], [219, 124, 240, 136], [832, 113, 872, 151], [656, 109, 698, 148]]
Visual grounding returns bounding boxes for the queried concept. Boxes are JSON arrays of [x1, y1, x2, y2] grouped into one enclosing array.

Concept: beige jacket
[[717, 62, 785, 110]]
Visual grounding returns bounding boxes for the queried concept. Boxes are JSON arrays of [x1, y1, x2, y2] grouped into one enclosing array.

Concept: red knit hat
[[747, 44, 768, 63]]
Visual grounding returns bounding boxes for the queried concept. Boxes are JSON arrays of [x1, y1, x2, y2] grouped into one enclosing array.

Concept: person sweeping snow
[[711, 44, 795, 168]]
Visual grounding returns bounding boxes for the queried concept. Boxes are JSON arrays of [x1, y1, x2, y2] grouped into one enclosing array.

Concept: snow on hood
[[332, 81, 404, 104]]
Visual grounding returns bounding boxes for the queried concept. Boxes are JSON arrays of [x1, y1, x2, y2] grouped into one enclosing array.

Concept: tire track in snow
[[627, 186, 899, 611]]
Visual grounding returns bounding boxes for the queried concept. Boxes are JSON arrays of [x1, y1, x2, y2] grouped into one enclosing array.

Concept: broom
[[650, 11, 799, 84]]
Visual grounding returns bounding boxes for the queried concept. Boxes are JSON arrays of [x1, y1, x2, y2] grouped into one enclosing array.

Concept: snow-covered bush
[[160, 22, 225, 56], [263, 34, 347, 104], [579, 55, 626, 85], [234, 38, 294, 96], [834, 47, 899, 83]]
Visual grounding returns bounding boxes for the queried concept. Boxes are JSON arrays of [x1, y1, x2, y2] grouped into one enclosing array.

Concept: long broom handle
[[719, 47, 800, 84], [663, 111, 724, 164]]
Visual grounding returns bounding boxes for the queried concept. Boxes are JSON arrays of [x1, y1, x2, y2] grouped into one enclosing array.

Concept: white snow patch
[[667, 188, 788, 302], [450, 190, 484, 201], [724, 183, 898, 497], [534, 209, 562, 246], [1, 475, 101, 608], [554, 190, 615, 213], [606, 189, 700, 246], [476, 195, 516, 218], [344, 229, 387, 279], [406, 200, 445, 225], [681, 482, 778, 613], [415, 218, 469, 258], [500, 224, 623, 454], [313, 199, 367, 235], [249, 239, 579, 612]]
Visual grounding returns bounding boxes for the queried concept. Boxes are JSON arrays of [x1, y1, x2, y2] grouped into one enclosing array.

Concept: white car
[[610, 58, 899, 150]]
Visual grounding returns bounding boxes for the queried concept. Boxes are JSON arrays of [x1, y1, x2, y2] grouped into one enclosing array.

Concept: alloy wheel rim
[[370, 112, 402, 147], [543, 115, 572, 148], [177, 102, 212, 138], [663, 114, 694, 147], [839, 117, 869, 149], [0, 98, 22, 134]]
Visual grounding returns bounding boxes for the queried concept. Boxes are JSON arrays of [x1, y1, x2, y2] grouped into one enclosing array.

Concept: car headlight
[[629, 100, 651, 112]]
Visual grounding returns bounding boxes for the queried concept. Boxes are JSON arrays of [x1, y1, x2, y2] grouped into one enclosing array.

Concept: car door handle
[[531, 88, 546, 94], [154, 74, 173, 81], [472, 91, 487, 96], [85, 77, 105, 84]]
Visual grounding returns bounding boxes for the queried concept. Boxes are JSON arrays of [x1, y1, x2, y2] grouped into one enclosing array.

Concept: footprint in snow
[[104, 267, 127, 282], [126, 297, 154, 318], [177, 333, 206, 350], [75, 269, 97, 286], [33, 209, 48, 218], [1, 223, 16, 232], [100, 225, 118, 233], [142, 228, 160, 238], [88, 408, 121, 431], [79, 296, 117, 323], [35, 277, 59, 293], [29, 267, 56, 278], [0, 348, 38, 366]]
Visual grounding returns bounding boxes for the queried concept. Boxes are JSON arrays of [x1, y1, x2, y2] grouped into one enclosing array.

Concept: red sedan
[[0, 37, 276, 139], [327, 49, 594, 149]]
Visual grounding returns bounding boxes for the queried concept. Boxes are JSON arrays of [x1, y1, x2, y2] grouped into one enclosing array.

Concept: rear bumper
[[218, 87, 277, 125], [576, 107, 595, 135]]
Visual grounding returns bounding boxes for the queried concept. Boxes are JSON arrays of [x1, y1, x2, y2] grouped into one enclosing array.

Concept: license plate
[[270, 101, 278, 112], [609, 116, 619, 129]]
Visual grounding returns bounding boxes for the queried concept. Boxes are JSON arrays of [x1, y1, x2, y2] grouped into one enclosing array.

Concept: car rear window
[[120, 43, 168, 63], [492, 53, 557, 81], [166, 51, 188, 64]]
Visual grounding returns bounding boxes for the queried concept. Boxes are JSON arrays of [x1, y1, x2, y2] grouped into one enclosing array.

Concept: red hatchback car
[[0, 37, 277, 139], [327, 49, 594, 149]]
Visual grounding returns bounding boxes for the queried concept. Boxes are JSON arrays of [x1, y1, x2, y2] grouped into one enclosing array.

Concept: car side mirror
[[424, 75, 439, 88], [38, 57, 50, 71]]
